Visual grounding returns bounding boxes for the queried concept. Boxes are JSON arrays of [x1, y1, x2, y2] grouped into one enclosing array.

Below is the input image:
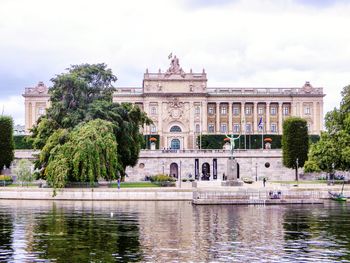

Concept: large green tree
[[31, 63, 150, 182], [0, 116, 14, 172], [282, 117, 309, 180], [305, 85, 350, 172]]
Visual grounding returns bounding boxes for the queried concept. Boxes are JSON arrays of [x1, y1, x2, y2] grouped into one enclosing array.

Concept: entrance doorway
[[170, 163, 179, 179], [201, 162, 210, 181]]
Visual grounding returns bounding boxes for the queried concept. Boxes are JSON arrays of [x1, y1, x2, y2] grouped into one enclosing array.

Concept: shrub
[[149, 174, 176, 182], [0, 175, 13, 181], [182, 178, 188, 182], [0, 116, 14, 171]]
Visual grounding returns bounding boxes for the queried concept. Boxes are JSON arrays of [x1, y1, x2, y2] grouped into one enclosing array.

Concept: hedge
[[0, 116, 14, 170], [14, 135, 33, 149], [198, 134, 319, 149]]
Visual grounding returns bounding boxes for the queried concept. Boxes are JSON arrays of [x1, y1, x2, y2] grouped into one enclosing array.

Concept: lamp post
[[255, 162, 258, 182]]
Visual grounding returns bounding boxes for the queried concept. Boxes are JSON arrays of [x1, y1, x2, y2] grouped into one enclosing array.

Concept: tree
[[0, 116, 14, 172], [306, 85, 350, 172], [14, 159, 34, 186], [42, 119, 120, 192], [282, 117, 309, 180], [31, 63, 151, 181]]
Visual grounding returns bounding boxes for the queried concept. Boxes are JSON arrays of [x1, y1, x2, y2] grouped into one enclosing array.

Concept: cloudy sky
[[0, 0, 349, 125]]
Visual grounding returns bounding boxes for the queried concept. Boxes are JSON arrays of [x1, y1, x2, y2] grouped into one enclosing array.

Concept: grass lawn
[[6, 183, 38, 187], [110, 182, 160, 188]]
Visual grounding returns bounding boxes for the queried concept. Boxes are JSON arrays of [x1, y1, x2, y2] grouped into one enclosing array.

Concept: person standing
[[117, 178, 121, 190], [263, 177, 266, 187]]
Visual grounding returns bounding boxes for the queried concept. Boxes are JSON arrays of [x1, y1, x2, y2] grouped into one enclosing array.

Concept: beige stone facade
[[23, 56, 324, 149]]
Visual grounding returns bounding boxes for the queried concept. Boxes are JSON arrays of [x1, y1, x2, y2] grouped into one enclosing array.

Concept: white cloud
[[0, 0, 349, 123], [0, 96, 24, 125]]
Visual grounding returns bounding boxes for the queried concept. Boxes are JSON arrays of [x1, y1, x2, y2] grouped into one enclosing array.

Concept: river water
[[0, 200, 349, 262]]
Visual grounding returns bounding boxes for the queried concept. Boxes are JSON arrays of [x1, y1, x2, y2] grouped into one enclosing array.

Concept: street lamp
[[255, 163, 258, 182], [296, 158, 299, 183]]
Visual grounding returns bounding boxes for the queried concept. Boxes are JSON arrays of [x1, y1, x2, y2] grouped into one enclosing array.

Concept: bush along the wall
[[14, 135, 33, 149], [198, 134, 319, 150]]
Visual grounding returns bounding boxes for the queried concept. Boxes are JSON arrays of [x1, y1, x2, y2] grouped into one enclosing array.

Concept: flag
[[168, 53, 172, 59], [258, 117, 263, 130]]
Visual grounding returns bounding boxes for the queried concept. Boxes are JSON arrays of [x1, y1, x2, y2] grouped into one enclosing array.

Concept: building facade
[[22, 56, 325, 181], [24, 56, 324, 150]]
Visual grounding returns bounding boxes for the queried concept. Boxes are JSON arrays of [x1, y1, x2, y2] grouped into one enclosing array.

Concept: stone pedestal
[[221, 158, 243, 187]]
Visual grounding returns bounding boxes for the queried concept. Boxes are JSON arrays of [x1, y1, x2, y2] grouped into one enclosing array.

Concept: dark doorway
[[170, 163, 179, 179], [201, 162, 210, 181]]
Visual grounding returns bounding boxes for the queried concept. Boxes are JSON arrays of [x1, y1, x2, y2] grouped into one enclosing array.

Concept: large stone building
[[23, 56, 325, 181]]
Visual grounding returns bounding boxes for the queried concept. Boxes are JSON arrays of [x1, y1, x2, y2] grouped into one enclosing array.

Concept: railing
[[207, 87, 323, 95], [193, 190, 330, 200]]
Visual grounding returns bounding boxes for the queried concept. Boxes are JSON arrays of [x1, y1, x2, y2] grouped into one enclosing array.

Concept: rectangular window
[[283, 106, 289, 116], [304, 106, 311, 115], [150, 106, 157, 115], [220, 123, 227, 133], [221, 106, 227, 115], [245, 106, 252, 115], [258, 107, 264, 115], [195, 124, 200, 133], [271, 123, 277, 133], [195, 106, 200, 115], [38, 107, 45, 116], [208, 107, 214, 115], [245, 123, 252, 133], [150, 124, 157, 133], [271, 107, 277, 116], [233, 123, 240, 133], [233, 107, 239, 116], [208, 124, 215, 133]]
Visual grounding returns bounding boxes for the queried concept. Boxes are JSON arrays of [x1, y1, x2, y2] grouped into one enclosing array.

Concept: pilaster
[[278, 102, 283, 134]]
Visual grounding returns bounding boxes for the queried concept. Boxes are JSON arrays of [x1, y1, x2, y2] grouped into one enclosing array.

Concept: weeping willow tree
[[41, 119, 120, 194]]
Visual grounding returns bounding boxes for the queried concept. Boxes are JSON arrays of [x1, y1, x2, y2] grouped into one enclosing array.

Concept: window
[[208, 124, 215, 133], [150, 106, 157, 115], [233, 107, 239, 116], [245, 123, 252, 133], [195, 106, 200, 115], [283, 106, 289, 116], [171, 139, 180, 150], [150, 124, 157, 133], [233, 123, 240, 133], [307, 123, 311, 131], [220, 123, 227, 133], [258, 107, 264, 115], [271, 123, 277, 133], [245, 106, 252, 115], [304, 106, 311, 115], [170, 125, 182, 132], [38, 107, 45, 116], [208, 107, 214, 115], [221, 106, 227, 115], [195, 124, 200, 133], [271, 107, 277, 116]]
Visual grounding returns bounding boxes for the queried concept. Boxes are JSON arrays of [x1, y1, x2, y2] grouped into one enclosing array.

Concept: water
[[0, 200, 350, 262]]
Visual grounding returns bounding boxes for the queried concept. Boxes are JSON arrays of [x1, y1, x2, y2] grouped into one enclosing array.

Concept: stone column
[[313, 101, 317, 133], [278, 102, 283, 134], [291, 101, 296, 116], [253, 102, 258, 133], [158, 102, 163, 148], [144, 101, 150, 134], [228, 102, 232, 133], [202, 101, 207, 133], [241, 102, 245, 132], [266, 102, 270, 133], [216, 102, 220, 133], [299, 102, 303, 117], [189, 101, 195, 149], [31, 102, 36, 128]]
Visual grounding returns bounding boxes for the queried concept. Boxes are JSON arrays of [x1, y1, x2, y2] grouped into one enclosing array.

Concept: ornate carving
[[167, 97, 184, 119], [301, 81, 314, 93]]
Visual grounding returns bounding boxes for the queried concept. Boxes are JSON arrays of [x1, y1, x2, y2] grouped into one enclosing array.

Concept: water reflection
[[0, 200, 349, 262]]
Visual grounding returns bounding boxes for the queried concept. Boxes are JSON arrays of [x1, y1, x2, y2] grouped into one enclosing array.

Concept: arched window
[[170, 125, 182, 132]]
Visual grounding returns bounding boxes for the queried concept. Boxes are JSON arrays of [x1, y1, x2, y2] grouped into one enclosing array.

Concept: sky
[[0, 0, 349, 125]]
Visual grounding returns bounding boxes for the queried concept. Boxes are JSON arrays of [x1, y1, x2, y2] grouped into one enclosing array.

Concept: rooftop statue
[[166, 55, 185, 76]]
